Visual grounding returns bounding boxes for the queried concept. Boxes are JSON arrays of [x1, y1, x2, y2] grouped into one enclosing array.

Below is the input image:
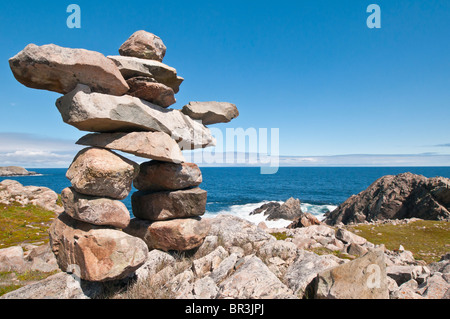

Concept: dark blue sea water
[[2, 167, 450, 226]]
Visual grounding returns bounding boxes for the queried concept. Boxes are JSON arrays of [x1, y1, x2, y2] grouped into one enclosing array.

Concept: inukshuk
[[9, 30, 239, 282]]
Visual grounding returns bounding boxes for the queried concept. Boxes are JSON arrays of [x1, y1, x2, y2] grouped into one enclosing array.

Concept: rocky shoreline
[[1, 213, 448, 299], [0, 166, 39, 177], [0, 173, 449, 299]]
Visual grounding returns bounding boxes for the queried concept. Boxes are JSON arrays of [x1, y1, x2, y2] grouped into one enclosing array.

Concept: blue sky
[[1, 0, 449, 167]]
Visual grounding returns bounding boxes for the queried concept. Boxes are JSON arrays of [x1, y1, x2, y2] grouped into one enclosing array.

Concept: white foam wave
[[205, 201, 338, 228]]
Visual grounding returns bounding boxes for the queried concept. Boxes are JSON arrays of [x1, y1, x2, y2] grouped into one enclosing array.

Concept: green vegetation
[[56, 194, 63, 208], [0, 270, 58, 297], [0, 201, 59, 297], [345, 220, 450, 264], [16, 270, 58, 282], [0, 202, 56, 249], [270, 232, 293, 241], [0, 284, 22, 296], [307, 246, 355, 260]]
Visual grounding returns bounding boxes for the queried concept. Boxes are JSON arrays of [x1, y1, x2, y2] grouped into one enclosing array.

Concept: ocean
[[2, 167, 450, 228]]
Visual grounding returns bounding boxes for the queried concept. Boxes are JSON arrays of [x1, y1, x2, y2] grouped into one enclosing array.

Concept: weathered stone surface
[[251, 202, 280, 216], [56, 85, 215, 150], [134, 161, 202, 192], [313, 249, 389, 299], [0, 166, 37, 176], [386, 265, 423, 286], [194, 235, 219, 259], [66, 147, 139, 200], [258, 240, 298, 266], [421, 273, 449, 299], [181, 101, 239, 125], [24, 244, 59, 273], [134, 249, 176, 281], [193, 277, 219, 299], [218, 255, 295, 299], [192, 246, 228, 277], [0, 272, 103, 299], [210, 253, 239, 284], [108, 55, 183, 93], [384, 248, 417, 266], [285, 250, 343, 298], [48, 213, 148, 281], [0, 246, 26, 272], [131, 187, 207, 221], [429, 254, 450, 274], [325, 173, 450, 225], [391, 279, 424, 299], [288, 212, 322, 228], [61, 187, 130, 229], [258, 240, 299, 278], [76, 131, 185, 163], [335, 228, 367, 246], [9, 44, 129, 95], [347, 242, 369, 257], [206, 215, 275, 251], [0, 179, 63, 213], [119, 30, 166, 62], [126, 77, 176, 107], [124, 217, 210, 252], [251, 198, 304, 221]]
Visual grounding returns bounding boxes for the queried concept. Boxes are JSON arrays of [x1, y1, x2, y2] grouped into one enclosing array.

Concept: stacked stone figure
[[9, 30, 239, 282]]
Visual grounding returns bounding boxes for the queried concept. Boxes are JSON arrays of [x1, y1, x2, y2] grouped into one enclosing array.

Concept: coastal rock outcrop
[[2, 213, 449, 299], [288, 212, 322, 228], [251, 197, 313, 222], [324, 173, 450, 225], [0, 179, 63, 214], [312, 249, 390, 299], [218, 255, 295, 299], [0, 166, 37, 177]]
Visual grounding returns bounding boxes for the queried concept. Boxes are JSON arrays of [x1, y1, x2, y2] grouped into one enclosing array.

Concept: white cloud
[[1, 132, 449, 168], [0, 150, 76, 168], [185, 151, 450, 167], [0, 132, 83, 168]]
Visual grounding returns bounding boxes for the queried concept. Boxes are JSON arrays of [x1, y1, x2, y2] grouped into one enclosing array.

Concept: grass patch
[[0, 270, 59, 297], [270, 232, 293, 241], [0, 202, 56, 249], [56, 194, 63, 208], [16, 270, 58, 282], [345, 220, 450, 264], [0, 284, 22, 296], [308, 247, 355, 260]]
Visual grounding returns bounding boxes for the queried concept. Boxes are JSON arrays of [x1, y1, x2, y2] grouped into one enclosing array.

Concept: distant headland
[[0, 166, 38, 177]]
